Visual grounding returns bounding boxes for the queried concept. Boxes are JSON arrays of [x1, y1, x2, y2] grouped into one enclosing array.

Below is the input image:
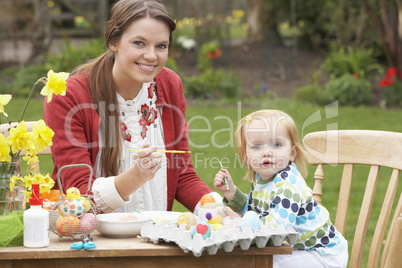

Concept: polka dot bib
[[249, 163, 347, 256]]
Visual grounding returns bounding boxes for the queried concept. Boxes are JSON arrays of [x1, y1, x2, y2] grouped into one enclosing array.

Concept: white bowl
[[96, 212, 151, 238]]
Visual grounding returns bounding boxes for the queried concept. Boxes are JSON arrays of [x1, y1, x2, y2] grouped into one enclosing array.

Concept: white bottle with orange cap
[[23, 183, 49, 247]]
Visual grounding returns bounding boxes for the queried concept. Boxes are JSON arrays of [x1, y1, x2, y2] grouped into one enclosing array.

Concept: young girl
[[214, 109, 348, 268]]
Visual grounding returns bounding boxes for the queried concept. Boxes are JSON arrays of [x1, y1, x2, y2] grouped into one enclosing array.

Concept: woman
[[44, 0, 219, 214]]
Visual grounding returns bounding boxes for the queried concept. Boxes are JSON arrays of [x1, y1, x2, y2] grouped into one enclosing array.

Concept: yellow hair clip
[[245, 114, 253, 122]]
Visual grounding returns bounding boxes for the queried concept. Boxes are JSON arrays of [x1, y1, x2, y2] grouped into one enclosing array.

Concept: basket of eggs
[[48, 164, 100, 241]]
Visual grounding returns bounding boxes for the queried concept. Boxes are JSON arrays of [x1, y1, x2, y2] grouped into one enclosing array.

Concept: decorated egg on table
[[56, 215, 80, 236], [177, 212, 197, 230], [240, 211, 261, 233], [211, 223, 222, 231], [79, 213, 98, 234], [200, 194, 217, 209], [66, 187, 90, 212], [216, 203, 228, 218], [59, 199, 86, 218], [192, 220, 211, 240], [206, 213, 223, 225]]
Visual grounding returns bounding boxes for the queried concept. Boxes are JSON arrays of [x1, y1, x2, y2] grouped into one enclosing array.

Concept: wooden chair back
[[303, 130, 401, 268], [0, 121, 51, 173]]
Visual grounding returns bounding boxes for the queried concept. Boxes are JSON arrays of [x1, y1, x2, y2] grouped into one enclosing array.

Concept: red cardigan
[[43, 67, 213, 211]]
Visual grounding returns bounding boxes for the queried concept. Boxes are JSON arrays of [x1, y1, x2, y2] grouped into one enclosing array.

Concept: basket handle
[[56, 164, 94, 194]]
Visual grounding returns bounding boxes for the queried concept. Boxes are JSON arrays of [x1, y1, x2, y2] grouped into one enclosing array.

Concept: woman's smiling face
[[109, 17, 170, 97], [245, 117, 297, 180]]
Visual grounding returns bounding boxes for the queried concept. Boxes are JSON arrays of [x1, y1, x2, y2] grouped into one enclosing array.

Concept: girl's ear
[[290, 146, 298, 161]]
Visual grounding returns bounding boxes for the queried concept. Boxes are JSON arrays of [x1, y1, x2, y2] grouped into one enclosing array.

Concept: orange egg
[[56, 215, 80, 236], [200, 194, 215, 206]]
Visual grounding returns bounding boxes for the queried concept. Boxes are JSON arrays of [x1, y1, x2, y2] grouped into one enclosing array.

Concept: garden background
[[1, 0, 402, 267]]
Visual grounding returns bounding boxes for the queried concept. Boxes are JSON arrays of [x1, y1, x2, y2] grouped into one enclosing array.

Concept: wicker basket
[[49, 164, 100, 241]]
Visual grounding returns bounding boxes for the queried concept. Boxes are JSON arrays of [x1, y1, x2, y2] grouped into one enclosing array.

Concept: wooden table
[[0, 231, 292, 268]]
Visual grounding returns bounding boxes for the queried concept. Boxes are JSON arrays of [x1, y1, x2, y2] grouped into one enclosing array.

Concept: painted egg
[[78, 213, 98, 234], [198, 208, 217, 220], [211, 223, 222, 231], [200, 194, 216, 209], [216, 203, 228, 218], [207, 214, 223, 225], [240, 211, 261, 233], [177, 212, 197, 230], [59, 199, 86, 218], [56, 215, 80, 236], [81, 198, 91, 212], [192, 220, 211, 240]]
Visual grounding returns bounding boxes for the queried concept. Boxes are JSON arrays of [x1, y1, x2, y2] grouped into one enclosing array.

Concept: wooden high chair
[[0, 121, 52, 173], [303, 130, 401, 268]]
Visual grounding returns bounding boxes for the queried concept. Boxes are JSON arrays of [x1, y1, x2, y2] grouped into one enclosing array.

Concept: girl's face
[[245, 117, 297, 180], [109, 17, 170, 98]]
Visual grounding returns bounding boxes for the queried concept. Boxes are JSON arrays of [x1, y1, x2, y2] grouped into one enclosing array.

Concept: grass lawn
[[4, 96, 402, 267]]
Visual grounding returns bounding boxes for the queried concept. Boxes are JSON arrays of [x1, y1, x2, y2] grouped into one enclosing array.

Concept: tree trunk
[[247, 0, 281, 45], [247, 0, 264, 43], [29, 0, 52, 63], [362, 0, 402, 70]]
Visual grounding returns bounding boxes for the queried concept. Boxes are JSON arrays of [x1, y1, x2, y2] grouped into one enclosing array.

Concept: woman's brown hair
[[72, 0, 176, 176]]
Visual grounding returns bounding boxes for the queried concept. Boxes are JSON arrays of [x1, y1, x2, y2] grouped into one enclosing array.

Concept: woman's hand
[[132, 144, 163, 183], [115, 144, 162, 199], [214, 169, 236, 202]]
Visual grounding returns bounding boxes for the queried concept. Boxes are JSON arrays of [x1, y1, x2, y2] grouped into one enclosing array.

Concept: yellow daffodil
[[0, 133, 11, 162], [32, 119, 54, 152], [42, 173, 55, 188], [0, 94, 12, 117], [40, 70, 69, 103], [7, 121, 31, 154], [22, 175, 34, 189], [232, 9, 244, 20], [9, 175, 20, 191], [24, 190, 32, 201], [39, 183, 52, 194], [23, 151, 39, 166], [9, 172, 55, 201]]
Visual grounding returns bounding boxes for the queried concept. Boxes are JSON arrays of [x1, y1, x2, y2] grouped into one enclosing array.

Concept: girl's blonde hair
[[235, 109, 307, 182]]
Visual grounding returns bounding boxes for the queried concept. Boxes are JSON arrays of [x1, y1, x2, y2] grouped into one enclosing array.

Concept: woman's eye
[[157, 44, 168, 49], [273, 142, 281, 148], [133, 41, 144, 46]]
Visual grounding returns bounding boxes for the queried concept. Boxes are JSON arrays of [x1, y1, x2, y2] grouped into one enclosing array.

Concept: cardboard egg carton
[[140, 217, 298, 257]]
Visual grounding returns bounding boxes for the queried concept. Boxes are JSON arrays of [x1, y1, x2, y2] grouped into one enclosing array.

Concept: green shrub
[[322, 47, 382, 79], [164, 57, 180, 75], [46, 38, 106, 72], [324, 74, 373, 106], [197, 41, 221, 72], [12, 64, 48, 97], [0, 80, 11, 94], [294, 84, 328, 105], [184, 69, 241, 99], [383, 80, 402, 108]]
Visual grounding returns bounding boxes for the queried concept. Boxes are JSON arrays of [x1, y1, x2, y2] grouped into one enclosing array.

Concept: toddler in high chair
[[214, 109, 348, 268]]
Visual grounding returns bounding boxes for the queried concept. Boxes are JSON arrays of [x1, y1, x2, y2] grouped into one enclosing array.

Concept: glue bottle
[[23, 183, 49, 247]]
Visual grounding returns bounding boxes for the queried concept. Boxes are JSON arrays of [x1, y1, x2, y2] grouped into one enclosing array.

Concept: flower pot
[[0, 161, 24, 215]]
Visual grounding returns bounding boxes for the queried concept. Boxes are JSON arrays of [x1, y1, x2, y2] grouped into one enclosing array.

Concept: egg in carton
[[140, 210, 298, 257]]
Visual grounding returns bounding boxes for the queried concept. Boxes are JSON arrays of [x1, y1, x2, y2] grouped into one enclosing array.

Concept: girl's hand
[[214, 169, 236, 201], [132, 144, 163, 183]]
